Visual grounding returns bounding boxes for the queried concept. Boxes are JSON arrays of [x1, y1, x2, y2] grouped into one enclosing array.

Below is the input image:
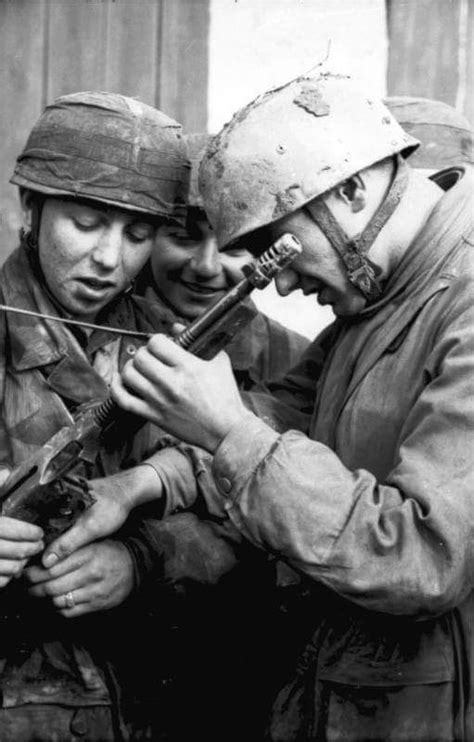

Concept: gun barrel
[[175, 233, 301, 351], [88, 234, 301, 427]]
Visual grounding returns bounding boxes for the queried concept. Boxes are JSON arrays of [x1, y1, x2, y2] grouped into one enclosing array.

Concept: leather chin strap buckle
[[305, 155, 409, 303], [342, 245, 384, 300]]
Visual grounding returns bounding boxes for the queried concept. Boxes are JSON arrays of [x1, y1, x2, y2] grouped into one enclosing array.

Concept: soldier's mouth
[[180, 281, 225, 296], [76, 278, 116, 297]]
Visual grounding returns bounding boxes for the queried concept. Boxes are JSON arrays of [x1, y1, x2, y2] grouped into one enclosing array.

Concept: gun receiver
[[0, 234, 301, 541]]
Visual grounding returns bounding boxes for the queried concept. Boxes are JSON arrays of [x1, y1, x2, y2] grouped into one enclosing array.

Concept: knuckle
[[167, 384, 180, 404], [90, 564, 103, 582], [55, 542, 70, 559]]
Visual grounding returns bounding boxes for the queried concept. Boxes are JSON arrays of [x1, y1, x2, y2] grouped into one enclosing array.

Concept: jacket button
[[127, 344, 137, 356], [70, 710, 87, 736], [219, 477, 232, 494]]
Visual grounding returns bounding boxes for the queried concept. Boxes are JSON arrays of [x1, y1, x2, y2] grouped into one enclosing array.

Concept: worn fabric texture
[[157, 169, 474, 740], [122, 284, 310, 741], [0, 240, 175, 740], [212, 170, 474, 741], [0, 237, 309, 740], [0, 704, 116, 742]]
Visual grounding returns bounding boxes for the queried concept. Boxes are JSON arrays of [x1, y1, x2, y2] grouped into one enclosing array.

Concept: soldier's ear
[[19, 188, 35, 228], [334, 174, 367, 214]]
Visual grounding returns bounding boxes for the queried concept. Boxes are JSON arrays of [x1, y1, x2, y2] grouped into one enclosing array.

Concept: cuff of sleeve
[[150, 446, 199, 514], [119, 537, 147, 596], [212, 413, 279, 501]]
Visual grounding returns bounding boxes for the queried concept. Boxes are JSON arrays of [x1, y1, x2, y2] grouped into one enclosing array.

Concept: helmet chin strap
[[305, 155, 409, 302]]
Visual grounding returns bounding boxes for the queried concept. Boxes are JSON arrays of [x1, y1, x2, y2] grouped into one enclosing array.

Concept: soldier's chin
[[60, 294, 107, 323]]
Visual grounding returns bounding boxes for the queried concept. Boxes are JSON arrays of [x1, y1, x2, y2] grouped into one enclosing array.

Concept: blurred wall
[[0, 0, 209, 261], [207, 0, 473, 339], [387, 0, 473, 126], [0, 0, 471, 340]]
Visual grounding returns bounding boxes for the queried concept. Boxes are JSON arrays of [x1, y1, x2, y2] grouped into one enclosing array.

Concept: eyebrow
[[66, 200, 158, 226]]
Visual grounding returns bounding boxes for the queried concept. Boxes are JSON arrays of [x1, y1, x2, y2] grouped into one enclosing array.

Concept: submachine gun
[[0, 234, 301, 543]]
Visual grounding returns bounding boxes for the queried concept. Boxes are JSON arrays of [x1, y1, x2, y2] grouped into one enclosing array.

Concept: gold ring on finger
[[64, 591, 75, 609]]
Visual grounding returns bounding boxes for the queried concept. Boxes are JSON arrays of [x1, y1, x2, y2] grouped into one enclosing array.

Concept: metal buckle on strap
[[343, 246, 384, 300], [305, 155, 409, 302]]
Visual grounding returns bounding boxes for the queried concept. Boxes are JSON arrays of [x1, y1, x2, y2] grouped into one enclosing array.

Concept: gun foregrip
[[187, 303, 257, 360]]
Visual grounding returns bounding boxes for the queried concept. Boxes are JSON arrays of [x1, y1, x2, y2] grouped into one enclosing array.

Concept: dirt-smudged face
[[36, 197, 159, 320], [268, 209, 367, 317]]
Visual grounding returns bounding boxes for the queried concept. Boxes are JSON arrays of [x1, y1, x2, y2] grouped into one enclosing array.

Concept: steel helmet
[[184, 133, 212, 209], [385, 96, 473, 170], [11, 91, 190, 223], [199, 72, 419, 250]]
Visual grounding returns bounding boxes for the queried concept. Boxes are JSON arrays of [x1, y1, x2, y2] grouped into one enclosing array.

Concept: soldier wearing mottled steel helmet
[[97, 73, 472, 740], [386, 94, 473, 190], [132, 132, 310, 741], [0, 91, 188, 741]]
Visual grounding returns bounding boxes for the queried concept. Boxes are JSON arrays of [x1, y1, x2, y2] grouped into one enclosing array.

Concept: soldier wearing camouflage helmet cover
[[385, 95, 473, 170], [385, 94, 473, 191], [0, 91, 190, 741], [102, 73, 474, 741]]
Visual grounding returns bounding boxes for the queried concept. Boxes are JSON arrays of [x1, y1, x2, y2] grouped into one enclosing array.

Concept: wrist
[[208, 410, 256, 454], [131, 461, 164, 508], [113, 540, 136, 600], [115, 462, 163, 512]]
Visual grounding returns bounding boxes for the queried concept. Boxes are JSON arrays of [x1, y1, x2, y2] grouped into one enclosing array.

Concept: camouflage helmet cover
[[384, 95, 473, 170], [199, 73, 419, 248], [11, 91, 190, 222]]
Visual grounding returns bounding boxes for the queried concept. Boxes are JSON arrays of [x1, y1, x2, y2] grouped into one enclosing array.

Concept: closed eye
[[126, 223, 156, 243]]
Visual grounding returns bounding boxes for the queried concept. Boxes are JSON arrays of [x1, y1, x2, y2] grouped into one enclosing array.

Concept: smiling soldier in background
[[0, 91, 189, 741], [119, 133, 310, 741], [137, 132, 309, 387]]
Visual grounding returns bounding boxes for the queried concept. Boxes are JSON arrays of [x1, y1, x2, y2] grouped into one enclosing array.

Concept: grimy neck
[[368, 170, 444, 279]]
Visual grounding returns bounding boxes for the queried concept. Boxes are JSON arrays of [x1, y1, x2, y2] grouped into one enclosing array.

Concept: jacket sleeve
[[209, 297, 474, 618], [149, 322, 343, 512], [120, 510, 245, 597]]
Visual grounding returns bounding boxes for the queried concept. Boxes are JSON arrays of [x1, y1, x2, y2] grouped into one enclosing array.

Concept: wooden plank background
[[387, 0, 473, 125], [0, 0, 472, 264], [0, 0, 209, 262]]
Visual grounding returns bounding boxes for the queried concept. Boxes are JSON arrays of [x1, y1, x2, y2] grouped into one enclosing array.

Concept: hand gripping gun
[[0, 234, 301, 542]]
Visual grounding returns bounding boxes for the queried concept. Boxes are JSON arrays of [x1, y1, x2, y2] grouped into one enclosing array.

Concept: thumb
[[42, 519, 94, 568]]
